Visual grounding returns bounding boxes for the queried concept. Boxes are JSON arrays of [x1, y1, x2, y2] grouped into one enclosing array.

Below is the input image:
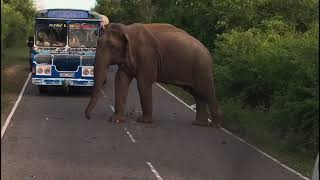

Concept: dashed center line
[[100, 89, 107, 98], [109, 105, 115, 112], [146, 162, 164, 180], [108, 105, 136, 143], [124, 127, 136, 143]]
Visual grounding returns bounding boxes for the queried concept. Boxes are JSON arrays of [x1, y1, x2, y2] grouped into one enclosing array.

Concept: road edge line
[[100, 89, 107, 98], [1, 73, 31, 139], [155, 83, 310, 180]]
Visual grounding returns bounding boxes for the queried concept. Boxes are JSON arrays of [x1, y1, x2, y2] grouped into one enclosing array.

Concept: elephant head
[[85, 23, 136, 119]]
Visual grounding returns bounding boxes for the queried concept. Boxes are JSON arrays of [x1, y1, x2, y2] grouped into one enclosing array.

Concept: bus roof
[[35, 9, 103, 20]]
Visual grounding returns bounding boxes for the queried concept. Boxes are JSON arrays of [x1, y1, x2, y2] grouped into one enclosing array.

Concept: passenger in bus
[[50, 29, 65, 46], [36, 31, 50, 46], [69, 32, 81, 47]]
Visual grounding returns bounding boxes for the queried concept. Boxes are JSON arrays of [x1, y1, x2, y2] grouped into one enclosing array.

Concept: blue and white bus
[[28, 9, 107, 93]]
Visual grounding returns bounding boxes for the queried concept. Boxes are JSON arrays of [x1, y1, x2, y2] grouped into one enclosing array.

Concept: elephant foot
[[192, 120, 211, 126], [211, 113, 223, 128], [136, 115, 153, 123], [109, 114, 126, 123], [209, 120, 222, 128], [192, 119, 221, 128], [85, 113, 91, 120]]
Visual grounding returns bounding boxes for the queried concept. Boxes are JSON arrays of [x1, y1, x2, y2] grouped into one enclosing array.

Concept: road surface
[[1, 66, 308, 180]]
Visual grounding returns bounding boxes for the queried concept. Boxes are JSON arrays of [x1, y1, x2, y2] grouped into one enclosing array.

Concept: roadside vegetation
[[1, 0, 36, 125], [94, 0, 319, 176]]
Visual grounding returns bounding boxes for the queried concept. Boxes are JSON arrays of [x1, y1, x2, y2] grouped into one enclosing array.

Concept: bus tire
[[29, 59, 32, 72], [63, 86, 70, 95], [38, 85, 48, 94]]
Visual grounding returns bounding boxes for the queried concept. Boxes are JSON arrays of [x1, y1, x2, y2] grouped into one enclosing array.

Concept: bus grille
[[53, 55, 80, 71], [82, 56, 95, 66], [35, 55, 52, 64]]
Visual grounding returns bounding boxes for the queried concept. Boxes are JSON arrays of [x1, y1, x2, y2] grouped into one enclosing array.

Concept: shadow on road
[[37, 86, 93, 97]]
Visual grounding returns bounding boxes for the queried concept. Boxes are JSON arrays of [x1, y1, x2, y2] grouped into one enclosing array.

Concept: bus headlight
[[36, 65, 51, 76], [44, 67, 51, 74], [82, 66, 94, 77]]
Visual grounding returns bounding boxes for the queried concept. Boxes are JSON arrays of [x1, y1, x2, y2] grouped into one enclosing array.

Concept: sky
[[34, 0, 96, 10]]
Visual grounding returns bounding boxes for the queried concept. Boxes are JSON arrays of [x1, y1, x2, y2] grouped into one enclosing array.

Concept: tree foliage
[[1, 0, 36, 51]]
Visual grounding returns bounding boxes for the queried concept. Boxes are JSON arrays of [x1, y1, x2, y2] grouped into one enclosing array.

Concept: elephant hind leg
[[207, 84, 223, 128], [208, 101, 223, 128], [192, 78, 223, 127], [180, 86, 210, 126], [192, 97, 210, 126]]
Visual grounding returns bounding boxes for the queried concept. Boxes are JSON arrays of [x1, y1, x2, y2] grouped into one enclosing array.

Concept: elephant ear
[[124, 33, 136, 73], [125, 24, 162, 78]]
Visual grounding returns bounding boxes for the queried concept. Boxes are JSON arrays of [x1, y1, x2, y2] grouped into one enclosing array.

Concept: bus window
[[69, 22, 99, 48], [35, 21, 67, 47]]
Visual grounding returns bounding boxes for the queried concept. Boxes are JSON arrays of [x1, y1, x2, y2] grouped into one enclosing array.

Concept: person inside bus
[[69, 32, 81, 47], [50, 29, 65, 47], [36, 31, 50, 47]]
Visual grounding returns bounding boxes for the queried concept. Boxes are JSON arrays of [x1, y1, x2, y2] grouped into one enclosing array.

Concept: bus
[[28, 9, 107, 93]]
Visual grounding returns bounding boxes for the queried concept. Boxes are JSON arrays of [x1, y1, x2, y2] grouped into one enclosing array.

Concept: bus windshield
[[69, 22, 99, 48], [35, 21, 67, 47]]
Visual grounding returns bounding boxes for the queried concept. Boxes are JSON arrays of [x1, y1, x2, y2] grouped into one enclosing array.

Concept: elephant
[[85, 23, 223, 127]]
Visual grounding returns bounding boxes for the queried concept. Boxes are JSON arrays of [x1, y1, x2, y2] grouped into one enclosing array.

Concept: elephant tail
[[208, 80, 224, 128], [208, 102, 223, 128]]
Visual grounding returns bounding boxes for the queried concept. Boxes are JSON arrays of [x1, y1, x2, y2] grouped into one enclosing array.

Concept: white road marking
[[1, 73, 31, 139], [100, 89, 107, 98], [155, 83, 309, 180], [311, 153, 319, 180], [146, 162, 164, 180], [124, 127, 136, 143], [190, 104, 196, 110], [109, 105, 115, 112]]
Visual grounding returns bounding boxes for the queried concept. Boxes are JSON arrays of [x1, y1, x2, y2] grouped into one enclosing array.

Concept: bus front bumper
[[32, 78, 94, 87]]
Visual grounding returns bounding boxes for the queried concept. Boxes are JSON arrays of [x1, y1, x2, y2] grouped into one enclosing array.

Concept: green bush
[[214, 22, 319, 154], [1, 0, 35, 53]]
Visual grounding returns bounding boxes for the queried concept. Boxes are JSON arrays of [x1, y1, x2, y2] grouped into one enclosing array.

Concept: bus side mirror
[[27, 36, 34, 48]]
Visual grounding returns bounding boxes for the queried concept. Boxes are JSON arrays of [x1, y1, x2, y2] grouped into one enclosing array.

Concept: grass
[[161, 84, 316, 178], [1, 46, 30, 127]]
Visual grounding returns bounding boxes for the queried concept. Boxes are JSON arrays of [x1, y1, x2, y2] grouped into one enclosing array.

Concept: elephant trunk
[[85, 53, 110, 119]]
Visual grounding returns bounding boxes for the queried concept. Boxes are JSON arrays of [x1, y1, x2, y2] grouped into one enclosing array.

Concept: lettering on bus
[[48, 23, 67, 28], [48, 10, 89, 19], [69, 48, 96, 52]]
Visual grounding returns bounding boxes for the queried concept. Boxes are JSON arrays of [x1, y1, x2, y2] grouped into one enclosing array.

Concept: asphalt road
[[1, 66, 307, 180]]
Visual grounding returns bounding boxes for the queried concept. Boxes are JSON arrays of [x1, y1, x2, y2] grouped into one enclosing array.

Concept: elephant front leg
[[110, 70, 133, 123], [136, 80, 153, 123]]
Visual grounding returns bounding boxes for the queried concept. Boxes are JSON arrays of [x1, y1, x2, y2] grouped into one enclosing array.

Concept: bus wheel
[[29, 58, 32, 72], [64, 86, 70, 95], [38, 85, 48, 94]]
